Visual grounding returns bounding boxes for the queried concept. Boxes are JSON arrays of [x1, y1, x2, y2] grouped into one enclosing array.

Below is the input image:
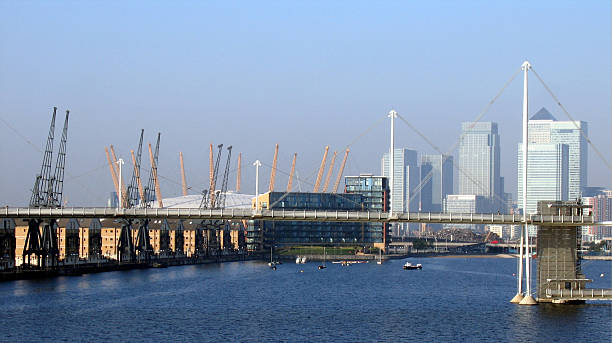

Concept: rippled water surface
[[0, 257, 610, 342]]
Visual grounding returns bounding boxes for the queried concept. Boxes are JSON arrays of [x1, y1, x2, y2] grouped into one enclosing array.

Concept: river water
[[0, 257, 610, 342]]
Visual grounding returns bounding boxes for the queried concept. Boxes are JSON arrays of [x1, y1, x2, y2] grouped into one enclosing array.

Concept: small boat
[[403, 262, 422, 270], [318, 247, 327, 270], [268, 247, 277, 269], [300, 256, 307, 264], [377, 249, 382, 265], [296, 256, 301, 264]]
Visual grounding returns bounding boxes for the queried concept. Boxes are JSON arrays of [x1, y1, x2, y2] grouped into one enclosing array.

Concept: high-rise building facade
[[381, 148, 419, 213], [458, 122, 503, 212], [420, 154, 453, 212], [528, 107, 588, 200], [382, 149, 419, 237], [518, 143, 569, 215]]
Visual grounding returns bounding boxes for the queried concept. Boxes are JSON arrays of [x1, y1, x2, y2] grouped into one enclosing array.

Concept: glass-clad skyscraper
[[517, 143, 569, 215], [458, 122, 503, 212], [528, 107, 587, 200], [420, 154, 453, 212]]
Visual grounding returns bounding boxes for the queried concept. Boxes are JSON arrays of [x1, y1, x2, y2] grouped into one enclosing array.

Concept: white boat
[[376, 249, 382, 265], [300, 256, 307, 264], [403, 262, 422, 270], [295, 256, 301, 264]]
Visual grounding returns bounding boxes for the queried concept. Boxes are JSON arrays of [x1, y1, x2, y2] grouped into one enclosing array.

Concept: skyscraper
[[420, 154, 453, 212], [381, 148, 420, 213], [517, 143, 569, 215], [382, 148, 419, 236], [458, 122, 503, 211], [528, 107, 588, 200]]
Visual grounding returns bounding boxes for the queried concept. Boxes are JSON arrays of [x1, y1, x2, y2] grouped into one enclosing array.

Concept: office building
[[382, 148, 419, 236], [420, 154, 453, 212], [458, 122, 502, 206], [518, 143, 569, 215], [528, 107, 588, 200]]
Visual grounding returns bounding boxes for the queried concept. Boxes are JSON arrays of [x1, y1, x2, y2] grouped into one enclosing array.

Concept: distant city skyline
[[0, 1, 609, 206]]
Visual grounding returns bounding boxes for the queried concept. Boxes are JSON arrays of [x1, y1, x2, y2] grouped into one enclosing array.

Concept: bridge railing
[[545, 288, 612, 300], [1, 207, 597, 226]]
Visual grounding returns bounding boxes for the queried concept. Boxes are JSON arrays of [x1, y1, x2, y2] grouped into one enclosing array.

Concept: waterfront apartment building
[[249, 191, 387, 250], [345, 174, 389, 249], [528, 107, 588, 201], [420, 154, 453, 213]]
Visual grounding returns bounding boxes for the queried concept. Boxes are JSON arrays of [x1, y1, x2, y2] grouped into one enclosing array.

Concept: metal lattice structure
[[24, 107, 70, 269]]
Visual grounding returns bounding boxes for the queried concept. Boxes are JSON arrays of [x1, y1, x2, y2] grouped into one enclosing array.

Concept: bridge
[[1, 207, 600, 226]]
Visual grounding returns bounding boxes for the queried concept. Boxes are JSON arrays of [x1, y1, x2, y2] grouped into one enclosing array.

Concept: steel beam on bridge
[[1, 207, 598, 226]]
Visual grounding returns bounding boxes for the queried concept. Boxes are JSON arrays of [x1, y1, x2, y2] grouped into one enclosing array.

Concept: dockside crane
[[269, 144, 279, 192], [24, 107, 70, 269], [147, 142, 163, 208], [332, 148, 350, 193], [130, 150, 146, 204], [313, 146, 329, 193], [286, 153, 297, 192], [144, 133, 161, 207], [126, 130, 144, 208], [322, 151, 337, 193], [217, 146, 233, 209]]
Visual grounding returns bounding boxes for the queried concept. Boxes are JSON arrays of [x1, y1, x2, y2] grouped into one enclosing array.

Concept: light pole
[[253, 160, 261, 212], [116, 158, 124, 209]]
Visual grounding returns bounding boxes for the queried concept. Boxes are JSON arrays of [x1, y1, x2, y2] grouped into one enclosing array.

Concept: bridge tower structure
[[536, 200, 594, 303]]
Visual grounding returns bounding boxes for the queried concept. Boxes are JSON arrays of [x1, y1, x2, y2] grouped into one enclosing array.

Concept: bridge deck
[[1, 207, 597, 226]]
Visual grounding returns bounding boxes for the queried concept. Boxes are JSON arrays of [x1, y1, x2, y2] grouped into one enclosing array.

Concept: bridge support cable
[[531, 67, 612, 172], [396, 67, 521, 213]]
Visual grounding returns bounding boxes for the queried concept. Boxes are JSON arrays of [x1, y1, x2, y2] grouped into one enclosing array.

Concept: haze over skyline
[[0, 1, 610, 206]]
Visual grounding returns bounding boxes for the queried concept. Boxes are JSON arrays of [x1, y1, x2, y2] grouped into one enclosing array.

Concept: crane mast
[[322, 151, 337, 193], [218, 146, 232, 209], [148, 143, 163, 208], [109, 145, 127, 207], [236, 152, 242, 192], [210, 144, 223, 208], [287, 153, 297, 192], [30, 107, 56, 208], [269, 144, 279, 192], [50, 110, 69, 207], [144, 133, 160, 207], [105, 147, 120, 199], [126, 129, 144, 208], [332, 148, 350, 193], [130, 149, 146, 206], [180, 152, 188, 196], [313, 146, 329, 192]]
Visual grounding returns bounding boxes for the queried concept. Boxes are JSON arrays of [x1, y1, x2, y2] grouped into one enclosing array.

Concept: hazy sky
[[0, 1, 610, 206]]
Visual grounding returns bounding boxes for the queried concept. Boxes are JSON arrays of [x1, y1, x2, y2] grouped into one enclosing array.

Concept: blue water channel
[[0, 257, 610, 342]]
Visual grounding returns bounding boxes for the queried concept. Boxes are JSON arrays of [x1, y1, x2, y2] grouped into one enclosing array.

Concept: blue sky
[[0, 1, 609, 206]]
